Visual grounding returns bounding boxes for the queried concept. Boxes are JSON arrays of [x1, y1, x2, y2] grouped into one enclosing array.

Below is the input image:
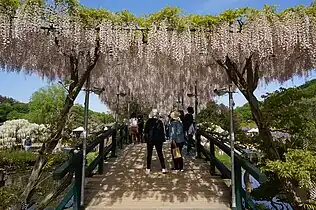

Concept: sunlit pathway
[[84, 143, 231, 210]]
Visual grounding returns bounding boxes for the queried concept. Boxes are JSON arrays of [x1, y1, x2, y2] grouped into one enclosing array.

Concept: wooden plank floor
[[84, 143, 231, 210]]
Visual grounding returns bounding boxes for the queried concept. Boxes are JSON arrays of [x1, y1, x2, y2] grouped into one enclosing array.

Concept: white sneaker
[[145, 169, 150, 174], [162, 168, 167, 174]]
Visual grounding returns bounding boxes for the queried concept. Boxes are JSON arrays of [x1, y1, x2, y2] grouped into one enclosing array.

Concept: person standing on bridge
[[183, 106, 196, 156], [144, 109, 167, 174], [169, 111, 185, 172]]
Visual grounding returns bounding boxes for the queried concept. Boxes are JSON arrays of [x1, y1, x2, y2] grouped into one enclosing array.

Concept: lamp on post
[[80, 81, 105, 208], [125, 88, 131, 119], [187, 80, 200, 158], [115, 85, 127, 122], [187, 80, 198, 120], [214, 83, 237, 210], [181, 88, 184, 110]]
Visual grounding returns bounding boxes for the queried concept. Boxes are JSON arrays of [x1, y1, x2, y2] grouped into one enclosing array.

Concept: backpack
[[170, 121, 185, 143]]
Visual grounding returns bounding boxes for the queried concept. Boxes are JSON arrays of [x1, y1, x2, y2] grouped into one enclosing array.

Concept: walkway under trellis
[[84, 143, 231, 210]]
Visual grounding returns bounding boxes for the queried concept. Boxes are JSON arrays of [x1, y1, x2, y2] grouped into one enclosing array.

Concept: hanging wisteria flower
[[0, 2, 316, 114]]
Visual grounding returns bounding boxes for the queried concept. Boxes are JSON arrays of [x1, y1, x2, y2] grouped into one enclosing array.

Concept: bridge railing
[[53, 124, 128, 210], [196, 128, 267, 210]]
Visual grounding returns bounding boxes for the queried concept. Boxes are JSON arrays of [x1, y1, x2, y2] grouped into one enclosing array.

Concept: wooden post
[[196, 130, 202, 159], [0, 169, 5, 187], [124, 124, 128, 144], [119, 126, 123, 149], [98, 137, 105, 174], [73, 153, 83, 210], [111, 129, 117, 157], [234, 161, 243, 210], [209, 142, 216, 175]]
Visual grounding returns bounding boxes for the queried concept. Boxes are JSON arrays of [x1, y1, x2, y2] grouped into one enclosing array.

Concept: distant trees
[[0, 96, 29, 123], [0, 83, 115, 132], [27, 84, 66, 126]]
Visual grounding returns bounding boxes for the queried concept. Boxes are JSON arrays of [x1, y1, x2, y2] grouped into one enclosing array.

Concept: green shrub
[[44, 151, 70, 170], [0, 150, 37, 170], [87, 152, 99, 165], [0, 150, 70, 171], [0, 186, 21, 209]]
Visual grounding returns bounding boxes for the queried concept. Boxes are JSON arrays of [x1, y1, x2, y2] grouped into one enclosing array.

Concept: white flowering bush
[[0, 119, 49, 147]]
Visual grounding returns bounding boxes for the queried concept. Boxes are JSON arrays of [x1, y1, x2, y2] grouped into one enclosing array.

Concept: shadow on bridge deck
[[84, 143, 231, 210]]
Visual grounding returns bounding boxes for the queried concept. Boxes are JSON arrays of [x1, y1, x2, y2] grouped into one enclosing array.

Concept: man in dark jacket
[[144, 109, 166, 174], [183, 107, 195, 155]]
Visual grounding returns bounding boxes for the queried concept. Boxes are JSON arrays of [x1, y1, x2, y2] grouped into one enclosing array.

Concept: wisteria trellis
[[1, 2, 316, 114]]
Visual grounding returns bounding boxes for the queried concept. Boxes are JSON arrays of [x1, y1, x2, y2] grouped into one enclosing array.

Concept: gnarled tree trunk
[[22, 37, 100, 206], [216, 55, 280, 160]]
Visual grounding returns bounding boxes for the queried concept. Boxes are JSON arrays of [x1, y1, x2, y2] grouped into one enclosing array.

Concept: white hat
[[151, 109, 158, 117]]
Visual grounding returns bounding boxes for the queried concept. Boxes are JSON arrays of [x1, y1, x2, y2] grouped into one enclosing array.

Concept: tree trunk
[[240, 90, 280, 160], [22, 95, 74, 203], [243, 171, 252, 194], [36, 172, 73, 210], [21, 37, 100, 205], [215, 55, 280, 160]]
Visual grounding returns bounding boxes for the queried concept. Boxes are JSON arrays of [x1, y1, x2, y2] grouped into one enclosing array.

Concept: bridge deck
[[84, 143, 231, 210]]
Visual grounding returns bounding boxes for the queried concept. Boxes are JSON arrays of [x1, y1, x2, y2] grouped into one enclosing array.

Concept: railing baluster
[[98, 136, 105, 174], [209, 141, 216, 175], [234, 161, 243, 210], [111, 129, 117, 157], [119, 126, 123, 149], [196, 130, 202, 159], [73, 153, 83, 210], [125, 125, 128, 144]]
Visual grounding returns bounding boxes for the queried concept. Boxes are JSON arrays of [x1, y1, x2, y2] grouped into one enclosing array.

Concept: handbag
[[172, 146, 182, 159]]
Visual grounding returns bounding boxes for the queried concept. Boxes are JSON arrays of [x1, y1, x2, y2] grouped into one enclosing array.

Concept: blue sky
[[0, 0, 315, 112]]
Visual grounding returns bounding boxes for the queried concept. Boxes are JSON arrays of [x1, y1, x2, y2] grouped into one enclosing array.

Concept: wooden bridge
[[53, 125, 266, 210], [84, 143, 230, 209]]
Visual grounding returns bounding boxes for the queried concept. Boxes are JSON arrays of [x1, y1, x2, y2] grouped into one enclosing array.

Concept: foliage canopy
[[1, 0, 316, 113]]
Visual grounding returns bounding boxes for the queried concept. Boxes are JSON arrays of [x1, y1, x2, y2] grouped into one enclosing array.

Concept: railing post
[[125, 124, 128, 145], [111, 129, 117, 157], [119, 126, 123, 149], [73, 153, 83, 210], [98, 136, 105, 174], [234, 161, 243, 210], [209, 141, 216, 175], [196, 130, 202, 159]]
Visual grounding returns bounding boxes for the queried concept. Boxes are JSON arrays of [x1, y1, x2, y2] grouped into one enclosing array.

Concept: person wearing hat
[[144, 109, 167, 174], [169, 111, 185, 172]]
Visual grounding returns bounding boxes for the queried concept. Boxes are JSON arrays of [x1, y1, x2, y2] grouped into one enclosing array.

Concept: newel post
[[98, 136, 105, 174], [111, 129, 117, 157]]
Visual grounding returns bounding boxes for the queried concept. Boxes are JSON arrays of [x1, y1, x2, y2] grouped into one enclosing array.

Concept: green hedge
[[0, 150, 69, 171], [0, 186, 21, 209], [0, 150, 37, 170]]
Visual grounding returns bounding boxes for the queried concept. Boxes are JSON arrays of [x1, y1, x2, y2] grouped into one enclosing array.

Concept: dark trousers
[[147, 142, 166, 169], [171, 141, 184, 170], [186, 134, 194, 153]]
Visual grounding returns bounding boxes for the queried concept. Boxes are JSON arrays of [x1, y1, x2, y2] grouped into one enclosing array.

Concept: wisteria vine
[[1, 1, 316, 113]]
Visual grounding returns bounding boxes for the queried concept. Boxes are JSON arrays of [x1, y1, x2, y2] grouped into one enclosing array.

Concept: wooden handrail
[[53, 124, 129, 209], [200, 130, 267, 183], [197, 128, 267, 210]]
